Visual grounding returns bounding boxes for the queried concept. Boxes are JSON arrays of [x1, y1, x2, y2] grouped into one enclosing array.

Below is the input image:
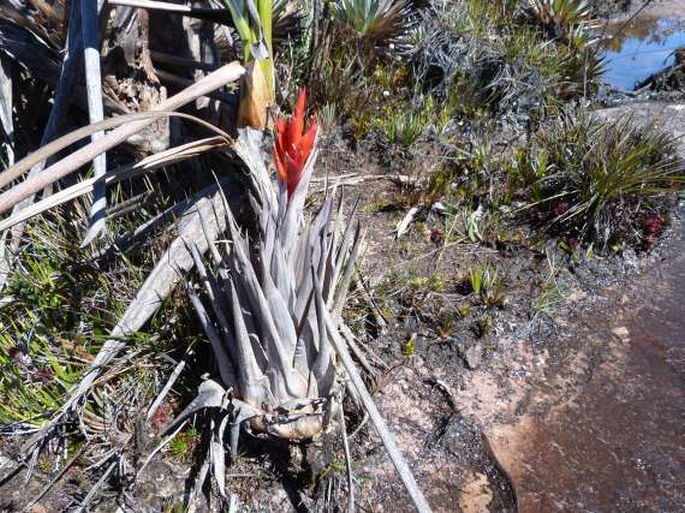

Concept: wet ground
[[486, 226, 685, 512], [478, 98, 685, 512]]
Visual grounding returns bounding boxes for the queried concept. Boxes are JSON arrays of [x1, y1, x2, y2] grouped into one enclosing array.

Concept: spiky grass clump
[[294, 0, 422, 134], [335, 0, 420, 49], [411, 0, 603, 118], [521, 0, 594, 37], [384, 109, 426, 146], [509, 110, 684, 249]]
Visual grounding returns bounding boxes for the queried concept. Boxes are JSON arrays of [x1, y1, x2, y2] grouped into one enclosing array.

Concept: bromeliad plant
[[168, 90, 432, 511], [335, 0, 418, 47], [175, 89, 361, 446]]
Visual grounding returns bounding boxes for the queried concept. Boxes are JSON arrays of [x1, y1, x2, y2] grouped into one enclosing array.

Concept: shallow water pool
[[602, 17, 685, 90]]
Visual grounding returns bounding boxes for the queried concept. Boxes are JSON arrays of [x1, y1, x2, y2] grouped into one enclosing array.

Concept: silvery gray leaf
[[165, 379, 227, 434], [211, 415, 227, 498]]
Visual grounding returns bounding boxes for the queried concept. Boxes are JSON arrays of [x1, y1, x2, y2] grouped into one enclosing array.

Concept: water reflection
[[602, 17, 685, 90]]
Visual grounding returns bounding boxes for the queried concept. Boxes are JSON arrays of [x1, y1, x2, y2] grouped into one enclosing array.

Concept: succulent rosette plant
[[155, 91, 429, 511], [170, 90, 360, 457]]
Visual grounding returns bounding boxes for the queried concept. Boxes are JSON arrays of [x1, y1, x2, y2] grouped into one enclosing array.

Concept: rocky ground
[[312, 101, 685, 513]]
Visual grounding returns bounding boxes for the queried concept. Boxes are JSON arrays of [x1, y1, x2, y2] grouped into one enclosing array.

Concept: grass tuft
[[509, 109, 684, 250]]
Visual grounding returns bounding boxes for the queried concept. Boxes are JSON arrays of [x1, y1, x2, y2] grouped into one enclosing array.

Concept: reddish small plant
[[642, 214, 666, 249], [273, 89, 318, 197], [151, 401, 174, 428], [551, 200, 570, 217], [643, 214, 665, 236], [430, 228, 444, 245]]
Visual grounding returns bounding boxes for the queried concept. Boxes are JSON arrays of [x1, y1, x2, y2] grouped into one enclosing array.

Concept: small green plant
[[384, 110, 425, 146], [319, 103, 338, 131], [469, 267, 484, 296], [470, 140, 493, 174], [465, 206, 484, 243], [319, 457, 352, 480], [407, 272, 446, 293], [469, 263, 505, 307], [402, 333, 417, 357], [532, 250, 569, 317], [169, 426, 201, 460], [436, 314, 454, 338], [532, 274, 568, 317]]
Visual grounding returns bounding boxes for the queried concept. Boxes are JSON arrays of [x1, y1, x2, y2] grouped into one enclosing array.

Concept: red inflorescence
[[273, 89, 317, 198]]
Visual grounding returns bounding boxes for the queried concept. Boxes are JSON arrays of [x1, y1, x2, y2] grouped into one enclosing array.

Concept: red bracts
[[274, 89, 317, 197]]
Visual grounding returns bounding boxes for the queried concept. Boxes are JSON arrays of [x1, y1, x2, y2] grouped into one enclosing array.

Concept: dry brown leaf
[[237, 59, 271, 129]]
